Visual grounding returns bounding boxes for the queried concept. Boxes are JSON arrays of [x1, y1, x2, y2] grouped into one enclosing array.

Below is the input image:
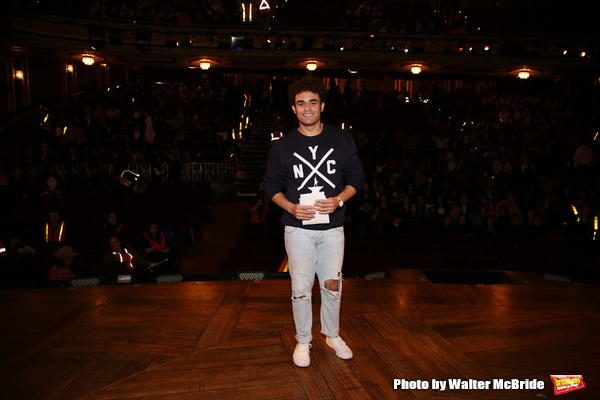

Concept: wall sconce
[[189, 58, 221, 70], [508, 67, 540, 79], [66, 64, 74, 73], [296, 59, 326, 71], [14, 70, 24, 80]]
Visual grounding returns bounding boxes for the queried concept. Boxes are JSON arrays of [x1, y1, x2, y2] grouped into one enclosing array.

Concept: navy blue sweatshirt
[[263, 124, 365, 230]]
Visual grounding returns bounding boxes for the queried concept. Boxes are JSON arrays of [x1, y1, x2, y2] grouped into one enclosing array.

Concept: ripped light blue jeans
[[284, 226, 345, 344]]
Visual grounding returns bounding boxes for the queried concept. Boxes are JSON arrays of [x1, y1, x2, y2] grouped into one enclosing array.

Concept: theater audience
[[1, 73, 598, 284]]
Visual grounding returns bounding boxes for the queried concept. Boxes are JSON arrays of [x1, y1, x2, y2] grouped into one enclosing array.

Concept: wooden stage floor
[[1, 269, 598, 400]]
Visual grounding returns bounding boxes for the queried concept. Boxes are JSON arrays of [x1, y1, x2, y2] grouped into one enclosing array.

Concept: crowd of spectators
[[336, 85, 599, 256], [12, 0, 584, 35], [252, 78, 599, 263], [0, 76, 246, 200], [12, 0, 241, 26], [2, 72, 599, 284], [0, 206, 180, 284], [0, 75, 252, 284]]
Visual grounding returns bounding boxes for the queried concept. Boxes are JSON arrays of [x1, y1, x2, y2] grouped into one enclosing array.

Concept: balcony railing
[[17, 162, 235, 190]]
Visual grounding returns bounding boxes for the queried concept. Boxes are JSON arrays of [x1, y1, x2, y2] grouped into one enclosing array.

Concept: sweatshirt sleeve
[[263, 141, 286, 200], [342, 136, 365, 192]]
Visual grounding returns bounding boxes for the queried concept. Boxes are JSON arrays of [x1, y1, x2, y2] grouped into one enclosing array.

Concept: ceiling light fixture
[[508, 67, 541, 79], [189, 58, 221, 70], [296, 59, 327, 71], [82, 56, 95, 66], [401, 63, 431, 74], [70, 53, 106, 66]]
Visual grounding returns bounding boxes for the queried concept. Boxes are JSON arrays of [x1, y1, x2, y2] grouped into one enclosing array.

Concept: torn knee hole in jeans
[[324, 279, 342, 292], [292, 294, 311, 301], [291, 273, 312, 301]]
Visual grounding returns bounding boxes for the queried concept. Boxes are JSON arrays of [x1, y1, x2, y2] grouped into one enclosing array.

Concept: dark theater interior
[[1, 1, 599, 399]]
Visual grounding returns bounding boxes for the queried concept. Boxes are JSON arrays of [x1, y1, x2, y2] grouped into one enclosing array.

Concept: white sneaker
[[326, 336, 353, 360], [293, 342, 312, 367]]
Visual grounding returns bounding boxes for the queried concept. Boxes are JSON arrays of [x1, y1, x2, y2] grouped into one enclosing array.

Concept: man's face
[[109, 237, 121, 252], [292, 91, 324, 128], [49, 211, 60, 224]]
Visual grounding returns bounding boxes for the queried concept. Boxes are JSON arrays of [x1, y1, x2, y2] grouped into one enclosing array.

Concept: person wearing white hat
[[49, 246, 77, 281]]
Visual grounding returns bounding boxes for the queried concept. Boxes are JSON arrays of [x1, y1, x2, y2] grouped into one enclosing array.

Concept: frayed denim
[[284, 226, 344, 344]]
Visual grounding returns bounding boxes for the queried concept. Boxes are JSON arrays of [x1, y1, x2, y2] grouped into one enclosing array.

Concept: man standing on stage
[[263, 77, 365, 367]]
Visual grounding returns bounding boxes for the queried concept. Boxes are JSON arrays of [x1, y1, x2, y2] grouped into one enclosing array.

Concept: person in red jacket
[[137, 223, 170, 264], [104, 235, 156, 274], [48, 246, 77, 281], [0, 239, 6, 257]]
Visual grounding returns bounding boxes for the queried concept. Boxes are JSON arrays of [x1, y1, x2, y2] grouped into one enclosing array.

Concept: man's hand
[[290, 203, 317, 220], [314, 197, 338, 215]]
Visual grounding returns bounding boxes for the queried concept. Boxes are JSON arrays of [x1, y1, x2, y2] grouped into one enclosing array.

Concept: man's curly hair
[[287, 77, 327, 106]]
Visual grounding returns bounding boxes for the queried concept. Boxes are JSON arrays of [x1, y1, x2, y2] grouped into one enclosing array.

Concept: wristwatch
[[337, 195, 344, 208]]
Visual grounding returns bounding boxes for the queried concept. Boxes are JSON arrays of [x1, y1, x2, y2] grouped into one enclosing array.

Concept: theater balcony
[[2, 0, 598, 81]]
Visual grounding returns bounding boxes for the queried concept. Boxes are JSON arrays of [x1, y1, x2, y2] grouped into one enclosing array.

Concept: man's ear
[[291, 105, 297, 115], [321, 102, 325, 112]]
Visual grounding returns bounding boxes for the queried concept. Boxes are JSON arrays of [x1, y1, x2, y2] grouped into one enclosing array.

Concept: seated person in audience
[[0, 238, 6, 282], [384, 214, 404, 233], [494, 205, 511, 235], [523, 215, 549, 239], [0, 234, 39, 283], [438, 215, 454, 234], [507, 212, 523, 236], [10, 236, 36, 256], [4, 236, 37, 280], [467, 203, 487, 233], [481, 194, 495, 217], [248, 197, 269, 230], [48, 246, 77, 281], [104, 235, 162, 274], [484, 216, 497, 236], [43, 209, 71, 254], [136, 223, 170, 264], [497, 193, 521, 216], [454, 213, 473, 236], [102, 211, 130, 245], [405, 203, 423, 225], [0, 238, 7, 258]]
